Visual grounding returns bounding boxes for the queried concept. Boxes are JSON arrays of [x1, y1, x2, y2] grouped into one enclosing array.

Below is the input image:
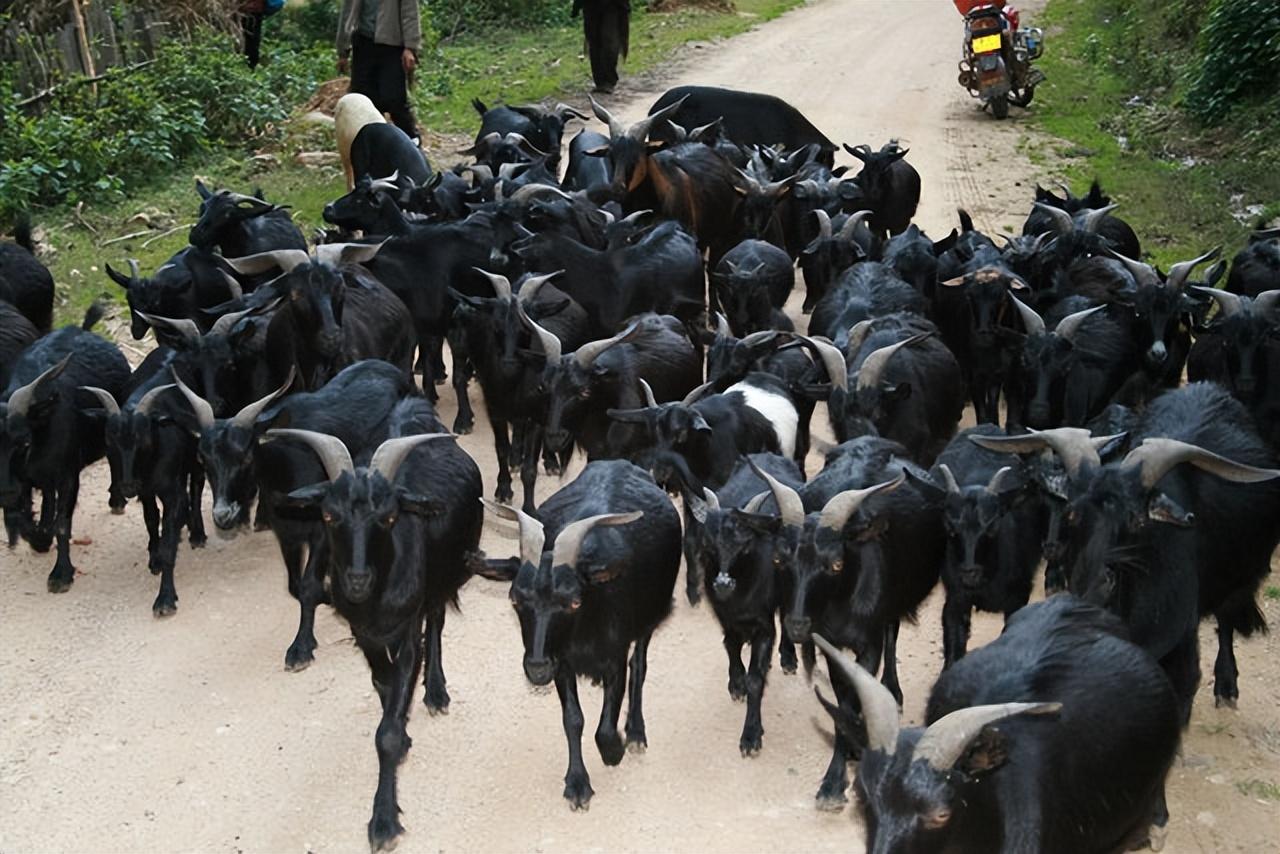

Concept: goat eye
[[578, 387, 591, 399], [383, 513, 398, 527], [567, 600, 581, 611], [830, 559, 844, 574], [921, 807, 952, 830], [322, 511, 335, 524]]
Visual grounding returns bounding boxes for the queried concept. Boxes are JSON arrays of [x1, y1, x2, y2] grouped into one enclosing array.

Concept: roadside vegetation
[[1, 0, 803, 324], [1028, 0, 1279, 267]]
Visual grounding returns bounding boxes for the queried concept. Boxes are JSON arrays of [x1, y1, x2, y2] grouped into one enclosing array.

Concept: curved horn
[[1251, 289, 1280, 316], [813, 208, 833, 239], [1106, 248, 1161, 288], [626, 94, 689, 142], [747, 458, 804, 527], [370, 433, 455, 482], [701, 487, 721, 513], [515, 271, 563, 306], [1053, 304, 1104, 341], [135, 311, 201, 344], [1121, 437, 1280, 490], [551, 511, 644, 569], [1009, 295, 1046, 336], [1076, 204, 1119, 234], [472, 267, 513, 300], [741, 490, 771, 514], [230, 369, 294, 430], [682, 380, 716, 406], [856, 333, 928, 391], [209, 305, 261, 337], [1192, 286, 1244, 320], [516, 302, 563, 361], [508, 183, 573, 205], [936, 463, 960, 495], [913, 702, 1061, 771], [818, 471, 905, 532], [1166, 246, 1222, 291], [639, 378, 659, 408], [847, 320, 874, 356], [170, 370, 214, 430], [838, 209, 873, 241], [133, 383, 176, 417], [812, 634, 900, 755], [588, 95, 627, 139], [481, 499, 546, 567], [7, 356, 72, 415], [573, 321, 639, 369], [264, 428, 353, 482], [985, 465, 1015, 495], [714, 311, 731, 339], [1031, 202, 1076, 236], [222, 249, 310, 276], [969, 427, 1102, 477], [219, 270, 244, 300], [797, 335, 848, 392], [127, 258, 141, 280], [79, 386, 121, 417]]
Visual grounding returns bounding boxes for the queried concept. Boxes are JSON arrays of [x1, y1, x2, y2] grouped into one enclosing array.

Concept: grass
[[1265, 585, 1280, 601], [37, 0, 805, 326], [1235, 779, 1280, 802], [1025, 0, 1280, 270]]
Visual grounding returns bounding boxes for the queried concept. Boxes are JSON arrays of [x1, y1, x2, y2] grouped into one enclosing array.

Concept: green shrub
[[1184, 0, 1280, 122], [425, 0, 569, 38]]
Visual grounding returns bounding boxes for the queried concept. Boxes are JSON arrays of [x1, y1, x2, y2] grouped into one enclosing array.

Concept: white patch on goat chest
[[726, 382, 798, 458]]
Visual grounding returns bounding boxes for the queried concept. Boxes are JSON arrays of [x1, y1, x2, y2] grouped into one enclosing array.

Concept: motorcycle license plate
[[972, 33, 1002, 53]]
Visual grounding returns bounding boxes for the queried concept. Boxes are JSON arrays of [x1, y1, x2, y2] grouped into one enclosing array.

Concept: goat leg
[[556, 665, 593, 810], [624, 633, 651, 753], [365, 631, 420, 852], [422, 606, 450, 714], [46, 481, 80, 593]]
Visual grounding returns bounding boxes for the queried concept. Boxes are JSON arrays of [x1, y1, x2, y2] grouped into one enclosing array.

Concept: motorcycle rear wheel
[[991, 96, 1009, 119]]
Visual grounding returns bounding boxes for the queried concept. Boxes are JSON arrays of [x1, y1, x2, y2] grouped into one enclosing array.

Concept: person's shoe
[[592, 83, 616, 95]]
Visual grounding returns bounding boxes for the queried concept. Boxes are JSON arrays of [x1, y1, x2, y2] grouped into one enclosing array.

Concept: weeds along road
[[2, 1, 1278, 852]]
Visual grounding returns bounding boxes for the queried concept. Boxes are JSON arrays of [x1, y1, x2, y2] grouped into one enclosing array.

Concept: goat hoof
[[1214, 694, 1238, 710], [815, 791, 848, 813], [367, 812, 404, 852], [424, 685, 451, 715], [494, 485, 514, 504], [739, 733, 763, 757], [597, 732, 625, 766], [47, 569, 75, 594], [284, 645, 315, 672], [152, 599, 178, 618], [563, 775, 594, 810], [189, 534, 207, 549], [625, 735, 647, 754]]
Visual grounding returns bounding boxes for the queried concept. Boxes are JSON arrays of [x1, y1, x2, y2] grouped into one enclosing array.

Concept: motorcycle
[[954, 1, 1045, 119]]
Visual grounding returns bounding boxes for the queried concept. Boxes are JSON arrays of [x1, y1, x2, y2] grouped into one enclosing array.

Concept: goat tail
[[82, 300, 107, 331], [13, 214, 34, 251], [958, 208, 976, 233]]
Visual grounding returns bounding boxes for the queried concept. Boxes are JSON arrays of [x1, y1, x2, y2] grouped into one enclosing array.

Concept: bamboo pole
[[68, 0, 97, 97]]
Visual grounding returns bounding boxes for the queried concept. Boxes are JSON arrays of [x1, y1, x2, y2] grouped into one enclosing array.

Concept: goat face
[[0, 405, 28, 507], [322, 177, 384, 232], [698, 508, 781, 603], [941, 487, 1017, 589], [104, 411, 157, 499], [190, 190, 274, 251], [542, 359, 604, 453], [1127, 285, 1193, 370], [195, 423, 258, 531], [287, 267, 346, 361]]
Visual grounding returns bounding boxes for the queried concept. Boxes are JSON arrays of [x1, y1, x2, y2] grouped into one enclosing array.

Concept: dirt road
[[3, 2, 1277, 852]]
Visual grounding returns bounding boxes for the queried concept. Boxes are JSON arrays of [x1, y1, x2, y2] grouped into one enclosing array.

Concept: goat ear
[[813, 687, 869, 758], [1148, 492, 1195, 527], [904, 468, 946, 505], [583, 560, 626, 585], [883, 382, 912, 401], [196, 179, 213, 201], [398, 490, 445, 517], [283, 482, 329, 508], [690, 413, 713, 434], [953, 726, 1010, 780], [527, 297, 571, 321], [832, 165, 850, 177], [105, 264, 134, 288], [729, 509, 781, 533], [853, 515, 889, 542], [795, 381, 834, 402], [470, 555, 520, 582]]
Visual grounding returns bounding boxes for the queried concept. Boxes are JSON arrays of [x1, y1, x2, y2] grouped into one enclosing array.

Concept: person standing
[[240, 0, 265, 69], [337, 0, 422, 140], [572, 0, 630, 94]]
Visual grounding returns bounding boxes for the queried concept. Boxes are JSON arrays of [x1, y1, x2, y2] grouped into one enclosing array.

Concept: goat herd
[[3, 85, 1280, 852]]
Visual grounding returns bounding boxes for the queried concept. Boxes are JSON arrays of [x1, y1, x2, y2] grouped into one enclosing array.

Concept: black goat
[[105, 248, 244, 340], [349, 122, 433, 186], [1226, 227, 1280, 297], [915, 425, 1044, 666], [472, 99, 584, 175], [1023, 180, 1141, 259], [473, 459, 681, 810], [807, 261, 925, 345], [754, 437, 944, 807], [0, 306, 130, 592], [814, 595, 1180, 853], [562, 129, 614, 192], [266, 400, 481, 851], [797, 210, 873, 314], [1188, 287, 1280, 450], [0, 300, 40, 388], [0, 219, 54, 332], [711, 239, 794, 337], [190, 182, 306, 258], [843, 142, 920, 237]]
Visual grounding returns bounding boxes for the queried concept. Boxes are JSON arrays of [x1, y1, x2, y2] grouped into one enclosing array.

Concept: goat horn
[[1192, 286, 1243, 319], [515, 271, 563, 306], [812, 634, 900, 756], [818, 471, 905, 532], [210, 304, 261, 337], [747, 457, 805, 528], [219, 270, 244, 300], [1251, 289, 1280, 316], [682, 380, 716, 406], [573, 320, 640, 369], [1105, 248, 1161, 288], [714, 311, 731, 339], [838, 210, 873, 241], [508, 183, 573, 205], [986, 466, 1015, 495], [625, 94, 689, 142], [813, 208, 833, 239], [618, 209, 653, 227], [588, 95, 627, 139], [370, 433, 455, 482], [127, 258, 141, 280], [481, 499, 546, 567], [797, 335, 848, 392], [551, 511, 644, 570], [368, 169, 400, 192], [222, 249, 310, 276], [1250, 227, 1280, 242], [1121, 437, 1280, 490], [913, 702, 1061, 771], [79, 385, 121, 417], [970, 427, 1101, 477], [135, 311, 201, 344], [7, 356, 72, 416], [170, 370, 215, 429], [639, 378, 659, 408], [847, 320, 874, 355], [265, 428, 353, 482], [702, 486, 722, 513], [1031, 202, 1076, 236], [1076, 204, 1119, 234], [231, 368, 294, 430], [936, 463, 960, 495], [1009, 295, 1046, 336], [1053, 304, 1105, 341], [134, 383, 176, 417], [472, 268, 513, 300], [1166, 246, 1222, 291], [857, 333, 928, 391], [313, 240, 386, 268], [741, 490, 771, 514], [516, 302, 563, 361]]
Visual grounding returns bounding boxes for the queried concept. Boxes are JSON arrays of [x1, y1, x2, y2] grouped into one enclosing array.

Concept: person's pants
[[350, 33, 418, 138], [241, 13, 263, 69], [581, 0, 630, 91]]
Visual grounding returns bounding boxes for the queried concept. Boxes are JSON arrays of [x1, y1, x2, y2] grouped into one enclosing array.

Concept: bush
[[425, 0, 569, 38], [0, 31, 329, 223], [1184, 0, 1280, 122]]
